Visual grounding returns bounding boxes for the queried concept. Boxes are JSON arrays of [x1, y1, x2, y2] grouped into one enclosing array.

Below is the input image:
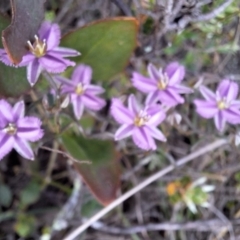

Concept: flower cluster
[[1, 20, 240, 160], [111, 62, 193, 150]]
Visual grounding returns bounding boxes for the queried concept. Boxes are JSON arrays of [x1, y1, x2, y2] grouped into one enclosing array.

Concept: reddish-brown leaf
[[2, 0, 45, 64]]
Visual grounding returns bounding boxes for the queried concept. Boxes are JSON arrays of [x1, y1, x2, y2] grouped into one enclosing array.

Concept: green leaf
[[0, 184, 12, 207], [61, 17, 138, 81], [14, 214, 36, 238], [0, 14, 30, 97], [60, 133, 121, 206], [19, 181, 41, 207], [2, 0, 45, 64]]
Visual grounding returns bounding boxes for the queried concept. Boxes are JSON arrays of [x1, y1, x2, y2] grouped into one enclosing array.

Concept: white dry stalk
[[63, 138, 228, 240]]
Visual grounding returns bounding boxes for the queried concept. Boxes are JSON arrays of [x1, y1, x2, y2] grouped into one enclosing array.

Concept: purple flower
[[0, 100, 44, 160], [131, 62, 193, 106], [55, 64, 106, 119], [0, 21, 80, 86], [194, 79, 240, 131], [111, 94, 166, 151]]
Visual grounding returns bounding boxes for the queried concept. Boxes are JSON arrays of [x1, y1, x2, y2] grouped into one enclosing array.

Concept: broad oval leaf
[[61, 133, 121, 206], [2, 0, 45, 64], [61, 17, 138, 81], [0, 14, 29, 97]]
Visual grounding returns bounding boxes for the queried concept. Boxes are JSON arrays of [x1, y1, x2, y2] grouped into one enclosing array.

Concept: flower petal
[[165, 62, 185, 83], [39, 54, 75, 73], [0, 99, 14, 124], [145, 90, 159, 105], [147, 63, 160, 81], [199, 86, 216, 101], [223, 108, 240, 124], [0, 135, 14, 160], [115, 124, 134, 140], [132, 127, 155, 150], [214, 111, 225, 132], [131, 72, 157, 93], [13, 101, 25, 122], [86, 85, 105, 95], [39, 22, 61, 50], [145, 125, 166, 142], [71, 96, 84, 119], [167, 63, 185, 85], [14, 137, 34, 160], [72, 64, 92, 84], [170, 84, 193, 94], [230, 100, 240, 108], [194, 100, 218, 119], [159, 89, 184, 106], [51, 47, 80, 57], [17, 117, 43, 142], [128, 94, 140, 115], [216, 79, 238, 101], [82, 94, 106, 110], [27, 58, 42, 86], [54, 75, 76, 87], [0, 49, 15, 66], [111, 99, 134, 124], [147, 109, 166, 126]]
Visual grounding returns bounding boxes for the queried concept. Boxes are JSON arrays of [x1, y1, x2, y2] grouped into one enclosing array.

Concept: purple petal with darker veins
[[199, 86, 216, 101], [194, 100, 218, 118], [147, 63, 160, 81], [115, 124, 134, 140], [17, 117, 43, 142], [214, 111, 225, 132], [40, 54, 75, 73], [145, 90, 159, 105], [128, 94, 140, 115], [54, 75, 76, 87], [131, 72, 157, 93], [132, 127, 154, 150], [167, 64, 185, 85], [225, 81, 238, 102], [222, 108, 240, 124], [111, 99, 134, 124], [0, 49, 15, 67], [13, 101, 25, 122], [230, 100, 240, 107], [72, 64, 92, 84], [170, 84, 193, 94], [61, 85, 75, 94], [86, 85, 105, 95], [14, 137, 34, 160], [27, 58, 42, 86], [145, 125, 166, 142], [82, 94, 106, 110], [51, 47, 80, 57], [0, 100, 14, 124], [147, 110, 166, 127], [0, 135, 14, 160], [72, 96, 84, 119], [159, 89, 184, 106], [39, 22, 61, 50], [20, 53, 35, 66], [165, 62, 185, 82]]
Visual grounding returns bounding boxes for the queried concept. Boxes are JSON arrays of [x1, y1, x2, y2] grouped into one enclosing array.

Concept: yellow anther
[[4, 123, 17, 135], [27, 35, 47, 57], [75, 84, 84, 95]]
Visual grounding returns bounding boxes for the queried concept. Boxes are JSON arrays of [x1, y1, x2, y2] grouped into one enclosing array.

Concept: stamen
[[75, 83, 85, 95], [217, 97, 229, 110], [157, 72, 169, 90], [27, 35, 47, 57], [134, 111, 150, 127], [4, 123, 17, 135]]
